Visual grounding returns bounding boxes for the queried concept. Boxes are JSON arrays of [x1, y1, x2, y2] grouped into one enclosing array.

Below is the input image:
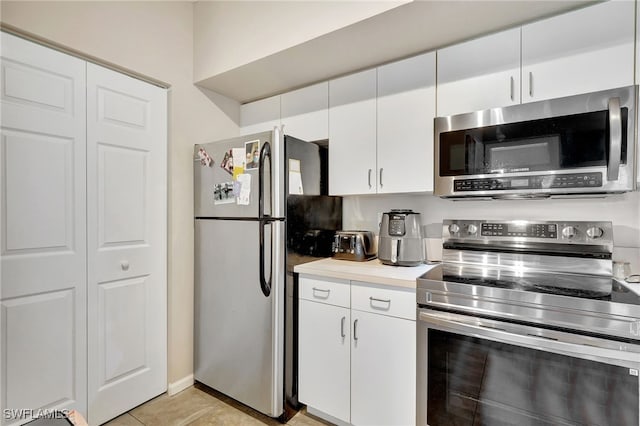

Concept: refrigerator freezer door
[[194, 219, 284, 417], [194, 131, 272, 218]]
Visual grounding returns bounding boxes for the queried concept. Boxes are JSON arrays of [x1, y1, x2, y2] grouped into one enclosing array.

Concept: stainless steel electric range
[[417, 219, 640, 426]]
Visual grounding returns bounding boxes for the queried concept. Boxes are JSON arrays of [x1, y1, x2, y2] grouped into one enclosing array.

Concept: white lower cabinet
[[298, 275, 416, 425], [299, 299, 351, 423]]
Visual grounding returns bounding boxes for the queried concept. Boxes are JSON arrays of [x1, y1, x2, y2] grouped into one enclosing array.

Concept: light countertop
[[294, 257, 438, 289]]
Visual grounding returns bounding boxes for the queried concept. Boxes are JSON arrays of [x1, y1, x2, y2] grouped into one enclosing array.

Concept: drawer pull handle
[[341, 316, 346, 338], [370, 296, 391, 304], [312, 287, 330, 299]]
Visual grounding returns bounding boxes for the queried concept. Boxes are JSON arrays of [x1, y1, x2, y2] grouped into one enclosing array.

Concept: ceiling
[[195, 0, 598, 103]]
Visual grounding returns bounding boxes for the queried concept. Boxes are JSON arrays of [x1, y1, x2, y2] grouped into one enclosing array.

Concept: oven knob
[[562, 226, 577, 239], [467, 224, 478, 235], [586, 226, 604, 239], [448, 224, 460, 235]]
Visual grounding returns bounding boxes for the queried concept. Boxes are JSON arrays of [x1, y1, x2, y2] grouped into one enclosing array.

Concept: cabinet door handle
[[353, 319, 359, 341], [379, 168, 383, 188], [529, 72, 533, 98], [368, 169, 372, 189], [341, 316, 346, 338], [510, 76, 515, 101]]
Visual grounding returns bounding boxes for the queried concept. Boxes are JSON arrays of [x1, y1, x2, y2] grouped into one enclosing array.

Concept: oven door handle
[[607, 96, 622, 181], [419, 310, 640, 368]]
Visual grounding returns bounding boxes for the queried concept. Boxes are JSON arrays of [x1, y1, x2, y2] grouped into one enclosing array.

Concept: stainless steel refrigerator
[[194, 128, 341, 419]]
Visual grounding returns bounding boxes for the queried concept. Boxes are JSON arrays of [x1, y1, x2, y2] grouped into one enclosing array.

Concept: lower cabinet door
[[351, 310, 416, 426], [299, 299, 351, 423]]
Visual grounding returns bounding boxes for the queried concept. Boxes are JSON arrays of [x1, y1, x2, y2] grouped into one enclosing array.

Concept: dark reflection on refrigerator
[[427, 330, 638, 426]]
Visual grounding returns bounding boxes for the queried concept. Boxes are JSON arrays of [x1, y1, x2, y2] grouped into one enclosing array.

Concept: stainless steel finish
[[442, 219, 614, 251], [434, 85, 637, 198], [341, 316, 346, 338], [368, 168, 372, 189], [369, 297, 391, 304], [528, 71, 533, 97], [332, 230, 377, 261], [448, 223, 460, 235], [194, 131, 272, 218], [419, 309, 640, 368], [378, 210, 425, 266], [561, 225, 576, 239], [587, 226, 605, 239], [417, 275, 640, 340], [608, 96, 622, 181], [509, 76, 514, 101], [417, 217, 640, 425], [353, 319, 359, 341], [271, 219, 285, 415], [379, 168, 384, 188], [273, 126, 285, 218], [195, 219, 281, 416]]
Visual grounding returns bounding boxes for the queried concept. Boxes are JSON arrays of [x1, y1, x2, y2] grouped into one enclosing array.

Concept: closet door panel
[[87, 63, 167, 425], [0, 32, 87, 423]]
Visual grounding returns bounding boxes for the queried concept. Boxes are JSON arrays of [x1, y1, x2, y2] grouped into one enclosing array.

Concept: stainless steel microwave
[[434, 85, 637, 198]]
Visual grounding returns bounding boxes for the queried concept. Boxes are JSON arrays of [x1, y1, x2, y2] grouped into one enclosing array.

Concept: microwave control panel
[[453, 172, 602, 192]]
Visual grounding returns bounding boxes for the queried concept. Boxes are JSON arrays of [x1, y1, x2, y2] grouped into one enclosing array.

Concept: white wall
[[0, 1, 240, 386], [193, 0, 407, 82], [343, 192, 640, 273]]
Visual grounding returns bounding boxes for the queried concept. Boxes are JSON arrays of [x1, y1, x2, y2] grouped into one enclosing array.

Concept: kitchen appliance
[[332, 230, 376, 261], [194, 128, 342, 420], [378, 209, 425, 266], [434, 85, 638, 198], [417, 219, 640, 426]]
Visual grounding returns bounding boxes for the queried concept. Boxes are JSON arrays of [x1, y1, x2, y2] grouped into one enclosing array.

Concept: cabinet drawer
[[299, 275, 350, 308], [351, 282, 416, 320]]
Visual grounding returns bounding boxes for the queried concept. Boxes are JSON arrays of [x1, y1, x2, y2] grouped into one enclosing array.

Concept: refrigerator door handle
[[259, 141, 272, 219], [259, 219, 273, 297]]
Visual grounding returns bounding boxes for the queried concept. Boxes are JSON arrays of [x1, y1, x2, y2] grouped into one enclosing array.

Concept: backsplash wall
[[342, 191, 640, 273]]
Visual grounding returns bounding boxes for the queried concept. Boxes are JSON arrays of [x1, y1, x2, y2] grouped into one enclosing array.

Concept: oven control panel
[[481, 223, 557, 238], [443, 219, 613, 246]]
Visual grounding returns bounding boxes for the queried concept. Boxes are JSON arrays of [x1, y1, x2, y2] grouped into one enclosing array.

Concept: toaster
[[332, 230, 377, 261]]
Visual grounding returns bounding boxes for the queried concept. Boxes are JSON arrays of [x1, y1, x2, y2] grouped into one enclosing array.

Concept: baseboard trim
[[167, 374, 194, 396]]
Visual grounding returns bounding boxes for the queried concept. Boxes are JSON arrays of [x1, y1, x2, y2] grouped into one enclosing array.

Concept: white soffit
[[196, 0, 597, 103]]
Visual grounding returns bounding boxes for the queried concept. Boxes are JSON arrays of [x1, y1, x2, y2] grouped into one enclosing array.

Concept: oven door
[[434, 85, 637, 198], [417, 308, 640, 426]]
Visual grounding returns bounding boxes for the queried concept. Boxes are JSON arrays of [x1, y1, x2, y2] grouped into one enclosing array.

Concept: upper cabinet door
[[281, 82, 328, 141], [377, 52, 436, 193], [522, 0, 635, 103], [240, 95, 280, 136], [437, 28, 521, 117], [329, 69, 377, 195]]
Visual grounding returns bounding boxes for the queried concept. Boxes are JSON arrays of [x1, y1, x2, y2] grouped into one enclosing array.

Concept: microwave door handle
[[607, 96, 622, 181]]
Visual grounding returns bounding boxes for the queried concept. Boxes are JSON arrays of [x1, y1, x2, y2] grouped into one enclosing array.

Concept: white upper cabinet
[[377, 52, 436, 193], [240, 95, 280, 136], [281, 82, 328, 141], [437, 28, 521, 117], [522, 0, 635, 103], [329, 69, 378, 195]]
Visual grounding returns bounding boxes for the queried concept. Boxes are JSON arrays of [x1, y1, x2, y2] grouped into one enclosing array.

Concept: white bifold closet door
[[1, 31, 167, 425], [86, 63, 167, 425], [0, 32, 88, 424]]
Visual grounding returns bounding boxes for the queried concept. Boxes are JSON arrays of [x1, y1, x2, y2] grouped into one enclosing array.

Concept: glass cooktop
[[429, 264, 640, 306]]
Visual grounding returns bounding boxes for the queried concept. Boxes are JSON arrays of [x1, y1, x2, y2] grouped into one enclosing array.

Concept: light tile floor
[[104, 385, 331, 426]]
